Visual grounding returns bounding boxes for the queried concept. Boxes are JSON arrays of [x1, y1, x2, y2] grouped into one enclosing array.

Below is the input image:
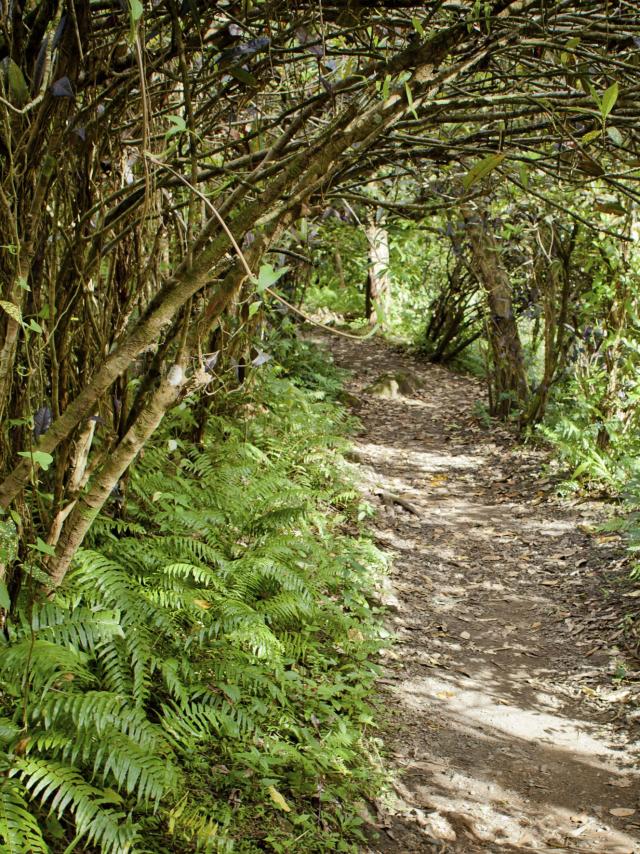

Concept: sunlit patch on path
[[317, 333, 640, 854]]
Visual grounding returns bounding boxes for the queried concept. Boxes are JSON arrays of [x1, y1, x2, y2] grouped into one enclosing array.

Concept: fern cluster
[[0, 352, 387, 852]]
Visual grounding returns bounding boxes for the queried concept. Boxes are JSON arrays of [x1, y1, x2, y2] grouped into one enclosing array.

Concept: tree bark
[[46, 370, 185, 588], [365, 215, 390, 325], [463, 208, 529, 418]]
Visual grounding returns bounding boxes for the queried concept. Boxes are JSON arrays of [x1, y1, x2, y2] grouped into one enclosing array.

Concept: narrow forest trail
[[319, 332, 640, 854]]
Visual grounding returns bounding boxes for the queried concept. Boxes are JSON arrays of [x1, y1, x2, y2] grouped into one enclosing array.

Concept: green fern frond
[[30, 605, 124, 653], [0, 639, 93, 695], [14, 758, 139, 854], [0, 778, 49, 853]]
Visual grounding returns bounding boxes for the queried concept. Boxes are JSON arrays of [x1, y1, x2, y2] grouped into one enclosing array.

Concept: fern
[[0, 779, 49, 853], [14, 758, 139, 853], [4, 348, 386, 852]]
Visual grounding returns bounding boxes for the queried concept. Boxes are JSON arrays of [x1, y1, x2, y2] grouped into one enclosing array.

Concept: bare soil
[[321, 331, 640, 854]]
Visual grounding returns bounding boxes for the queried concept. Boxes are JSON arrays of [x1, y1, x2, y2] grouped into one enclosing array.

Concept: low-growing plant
[[0, 352, 387, 852]]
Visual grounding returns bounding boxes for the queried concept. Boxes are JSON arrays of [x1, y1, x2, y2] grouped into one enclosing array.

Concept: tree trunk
[[365, 216, 390, 325], [46, 370, 185, 588], [463, 208, 528, 419]]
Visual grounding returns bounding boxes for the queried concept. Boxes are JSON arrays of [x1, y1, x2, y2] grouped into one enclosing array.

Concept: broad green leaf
[[0, 300, 22, 325], [382, 73, 391, 101], [6, 59, 29, 105], [248, 301, 262, 318], [229, 66, 258, 86], [268, 786, 291, 812], [581, 129, 601, 144], [0, 581, 10, 610], [607, 126, 623, 145], [255, 264, 289, 294], [130, 0, 143, 23], [518, 162, 529, 189], [32, 537, 55, 556], [463, 152, 507, 190], [600, 82, 619, 120], [17, 450, 54, 471], [165, 115, 186, 139]]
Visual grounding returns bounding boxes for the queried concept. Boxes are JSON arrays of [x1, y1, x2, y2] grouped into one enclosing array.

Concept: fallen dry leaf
[[609, 807, 636, 817]]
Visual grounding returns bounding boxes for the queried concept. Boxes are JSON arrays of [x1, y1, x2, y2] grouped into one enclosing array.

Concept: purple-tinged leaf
[[52, 15, 67, 48], [51, 76, 74, 98], [204, 352, 220, 373], [252, 350, 271, 367], [295, 27, 310, 44], [33, 406, 52, 440]]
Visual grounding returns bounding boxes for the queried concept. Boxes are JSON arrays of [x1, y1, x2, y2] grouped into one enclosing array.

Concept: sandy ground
[[320, 331, 640, 854]]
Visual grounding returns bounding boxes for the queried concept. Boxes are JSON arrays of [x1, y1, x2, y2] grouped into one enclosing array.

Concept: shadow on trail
[[313, 332, 640, 854]]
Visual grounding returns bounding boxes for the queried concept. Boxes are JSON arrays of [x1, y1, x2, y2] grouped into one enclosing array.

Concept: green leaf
[[255, 264, 289, 294], [0, 582, 10, 610], [165, 115, 186, 139], [27, 319, 43, 334], [17, 450, 54, 471], [248, 301, 262, 319], [607, 126, 623, 145], [32, 537, 55, 556], [0, 301, 22, 325], [6, 59, 29, 106], [518, 162, 529, 189], [404, 83, 418, 120], [381, 73, 391, 101], [600, 82, 619, 120], [229, 66, 258, 86], [581, 129, 601, 144], [268, 786, 291, 812], [462, 152, 507, 189], [129, 0, 143, 23]]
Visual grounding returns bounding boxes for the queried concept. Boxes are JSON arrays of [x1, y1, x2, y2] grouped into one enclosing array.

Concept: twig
[[375, 489, 421, 516]]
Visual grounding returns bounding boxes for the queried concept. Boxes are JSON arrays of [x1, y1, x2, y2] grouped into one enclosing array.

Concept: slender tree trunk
[[463, 208, 528, 418], [365, 215, 390, 325], [523, 222, 577, 425], [47, 371, 185, 587], [334, 249, 346, 289]]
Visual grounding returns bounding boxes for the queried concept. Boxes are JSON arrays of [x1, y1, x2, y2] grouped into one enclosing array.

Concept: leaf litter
[[315, 331, 640, 854]]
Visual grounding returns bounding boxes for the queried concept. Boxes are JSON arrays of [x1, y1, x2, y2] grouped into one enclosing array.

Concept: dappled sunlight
[[399, 672, 624, 770]]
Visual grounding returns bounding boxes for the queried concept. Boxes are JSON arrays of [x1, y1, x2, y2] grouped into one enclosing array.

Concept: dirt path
[[321, 333, 640, 854]]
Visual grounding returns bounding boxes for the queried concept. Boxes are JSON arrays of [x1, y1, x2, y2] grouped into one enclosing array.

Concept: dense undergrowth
[[0, 339, 387, 853]]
